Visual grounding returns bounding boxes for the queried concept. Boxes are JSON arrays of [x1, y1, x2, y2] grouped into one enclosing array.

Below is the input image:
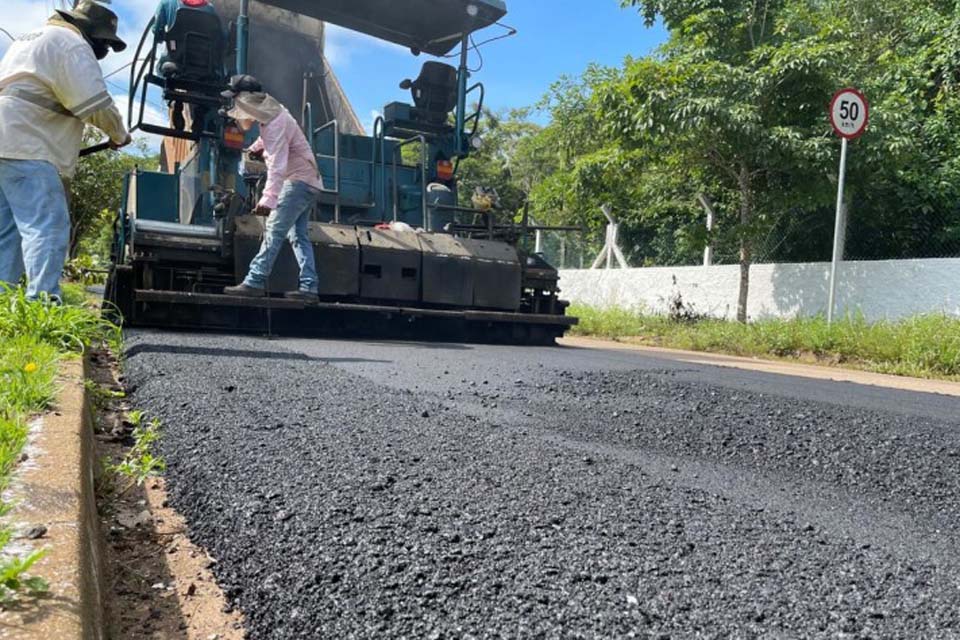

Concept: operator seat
[[156, 7, 226, 134], [160, 8, 225, 83], [400, 62, 459, 127]]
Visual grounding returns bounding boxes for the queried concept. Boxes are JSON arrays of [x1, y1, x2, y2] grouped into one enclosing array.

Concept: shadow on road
[[125, 343, 392, 364]]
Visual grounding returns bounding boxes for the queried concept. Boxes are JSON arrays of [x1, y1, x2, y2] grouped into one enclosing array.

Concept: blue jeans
[[0, 159, 70, 300], [243, 180, 319, 293]]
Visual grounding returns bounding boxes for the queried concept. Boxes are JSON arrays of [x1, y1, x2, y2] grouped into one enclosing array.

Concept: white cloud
[[0, 1, 163, 152], [0, 0, 157, 79], [112, 93, 165, 153], [0, 0, 54, 57], [365, 109, 382, 136], [324, 23, 408, 68]]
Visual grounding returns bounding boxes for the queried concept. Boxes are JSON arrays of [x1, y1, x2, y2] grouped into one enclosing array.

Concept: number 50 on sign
[[830, 88, 869, 140]]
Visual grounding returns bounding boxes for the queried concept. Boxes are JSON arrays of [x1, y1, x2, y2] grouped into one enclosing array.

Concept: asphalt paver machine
[[106, 0, 578, 344]]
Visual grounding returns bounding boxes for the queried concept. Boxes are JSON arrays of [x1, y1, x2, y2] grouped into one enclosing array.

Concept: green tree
[[597, 0, 845, 321], [67, 131, 158, 264], [456, 108, 542, 214], [442, 0, 960, 300], [823, 0, 960, 260]]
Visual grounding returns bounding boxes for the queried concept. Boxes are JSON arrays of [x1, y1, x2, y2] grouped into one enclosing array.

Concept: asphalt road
[[124, 332, 960, 639]]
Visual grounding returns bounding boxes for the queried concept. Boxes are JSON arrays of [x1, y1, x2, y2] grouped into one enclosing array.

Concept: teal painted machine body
[[309, 119, 465, 231], [108, 0, 577, 343], [122, 0, 502, 234], [129, 171, 179, 222]]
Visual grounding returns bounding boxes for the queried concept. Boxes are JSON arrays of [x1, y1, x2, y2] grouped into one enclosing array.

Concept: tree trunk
[[737, 166, 752, 324]]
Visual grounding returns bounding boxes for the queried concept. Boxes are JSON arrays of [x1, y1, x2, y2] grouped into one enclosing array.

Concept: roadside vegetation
[[104, 410, 166, 496], [571, 304, 960, 381], [0, 286, 118, 603], [455, 0, 960, 322], [69, 132, 158, 271]]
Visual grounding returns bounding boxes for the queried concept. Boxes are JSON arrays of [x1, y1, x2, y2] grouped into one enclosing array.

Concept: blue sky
[[1, 0, 667, 141], [326, 1, 667, 130]]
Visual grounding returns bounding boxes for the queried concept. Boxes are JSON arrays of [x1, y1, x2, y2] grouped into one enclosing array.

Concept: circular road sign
[[830, 88, 869, 140]]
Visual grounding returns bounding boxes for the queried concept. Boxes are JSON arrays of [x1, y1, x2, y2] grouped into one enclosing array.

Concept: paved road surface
[[124, 332, 960, 639]]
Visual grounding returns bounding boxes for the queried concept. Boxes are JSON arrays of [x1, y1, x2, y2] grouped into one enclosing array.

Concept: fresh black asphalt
[[123, 332, 960, 639]]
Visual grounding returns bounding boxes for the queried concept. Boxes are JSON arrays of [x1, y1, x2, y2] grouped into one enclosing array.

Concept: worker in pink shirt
[[223, 80, 322, 302]]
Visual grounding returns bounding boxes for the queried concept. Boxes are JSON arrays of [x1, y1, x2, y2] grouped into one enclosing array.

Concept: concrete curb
[[0, 359, 104, 639]]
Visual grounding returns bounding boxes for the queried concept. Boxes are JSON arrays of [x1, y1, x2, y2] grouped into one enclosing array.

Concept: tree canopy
[[456, 0, 960, 319], [68, 131, 158, 265]]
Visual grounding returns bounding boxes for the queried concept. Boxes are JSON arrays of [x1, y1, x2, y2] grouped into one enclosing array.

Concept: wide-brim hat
[[227, 92, 284, 123], [56, 1, 127, 52]]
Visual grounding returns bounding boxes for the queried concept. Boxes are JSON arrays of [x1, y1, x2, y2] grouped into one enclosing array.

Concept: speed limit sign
[[830, 88, 869, 140], [826, 87, 869, 325]]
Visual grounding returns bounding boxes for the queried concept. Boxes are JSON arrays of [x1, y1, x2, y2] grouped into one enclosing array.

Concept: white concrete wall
[[559, 259, 960, 322]]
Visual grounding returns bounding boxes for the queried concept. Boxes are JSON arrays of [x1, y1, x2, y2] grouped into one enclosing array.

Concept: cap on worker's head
[[55, 1, 127, 52], [227, 92, 284, 124], [221, 74, 264, 99]]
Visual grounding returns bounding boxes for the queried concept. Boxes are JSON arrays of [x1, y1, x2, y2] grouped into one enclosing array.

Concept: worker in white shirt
[[0, 1, 131, 301]]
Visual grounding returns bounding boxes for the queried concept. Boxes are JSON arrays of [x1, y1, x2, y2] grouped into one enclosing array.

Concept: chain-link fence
[[539, 204, 960, 271]]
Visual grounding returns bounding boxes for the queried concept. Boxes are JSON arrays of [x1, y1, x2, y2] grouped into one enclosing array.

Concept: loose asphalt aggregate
[[123, 331, 960, 639]]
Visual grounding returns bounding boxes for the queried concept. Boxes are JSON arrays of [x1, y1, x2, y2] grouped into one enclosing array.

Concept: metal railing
[[313, 119, 340, 196], [372, 116, 386, 212], [462, 82, 485, 138], [391, 136, 428, 227]]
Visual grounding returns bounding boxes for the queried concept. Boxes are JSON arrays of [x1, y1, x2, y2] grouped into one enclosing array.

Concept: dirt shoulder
[[89, 351, 245, 640], [560, 336, 960, 397]]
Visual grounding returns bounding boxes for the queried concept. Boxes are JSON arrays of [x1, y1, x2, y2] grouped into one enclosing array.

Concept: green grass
[[0, 338, 58, 419], [59, 282, 90, 308], [0, 286, 120, 356], [0, 284, 120, 604], [569, 305, 960, 380]]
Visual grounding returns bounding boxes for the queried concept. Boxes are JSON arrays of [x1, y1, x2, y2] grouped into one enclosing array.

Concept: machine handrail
[[135, 54, 156, 138], [462, 82, 485, 139], [391, 135, 428, 227], [302, 102, 314, 149], [128, 17, 157, 132], [372, 116, 385, 211], [313, 119, 340, 197]]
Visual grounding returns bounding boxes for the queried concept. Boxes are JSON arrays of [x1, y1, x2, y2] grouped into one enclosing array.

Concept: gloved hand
[[246, 148, 265, 161], [253, 205, 271, 217], [111, 134, 133, 150]]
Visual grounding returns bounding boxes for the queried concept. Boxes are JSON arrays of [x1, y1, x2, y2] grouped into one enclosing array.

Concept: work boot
[[223, 283, 266, 298], [284, 290, 319, 304]]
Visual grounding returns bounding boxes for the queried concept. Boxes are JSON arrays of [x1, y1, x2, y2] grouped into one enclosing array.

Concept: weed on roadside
[[570, 305, 960, 380], [0, 286, 120, 355], [107, 410, 166, 495], [0, 529, 48, 604], [0, 338, 58, 418], [84, 378, 125, 413]]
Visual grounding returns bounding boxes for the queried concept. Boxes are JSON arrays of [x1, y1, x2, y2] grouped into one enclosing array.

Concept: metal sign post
[[827, 88, 869, 324]]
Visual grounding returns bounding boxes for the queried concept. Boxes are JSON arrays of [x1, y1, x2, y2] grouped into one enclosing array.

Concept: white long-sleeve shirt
[[0, 21, 128, 178], [248, 106, 322, 210]]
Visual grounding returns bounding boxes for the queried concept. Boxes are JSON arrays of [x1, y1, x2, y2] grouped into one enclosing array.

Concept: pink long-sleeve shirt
[[248, 106, 322, 210]]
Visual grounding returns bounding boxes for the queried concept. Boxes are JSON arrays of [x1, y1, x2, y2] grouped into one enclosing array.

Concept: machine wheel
[[103, 265, 134, 326]]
